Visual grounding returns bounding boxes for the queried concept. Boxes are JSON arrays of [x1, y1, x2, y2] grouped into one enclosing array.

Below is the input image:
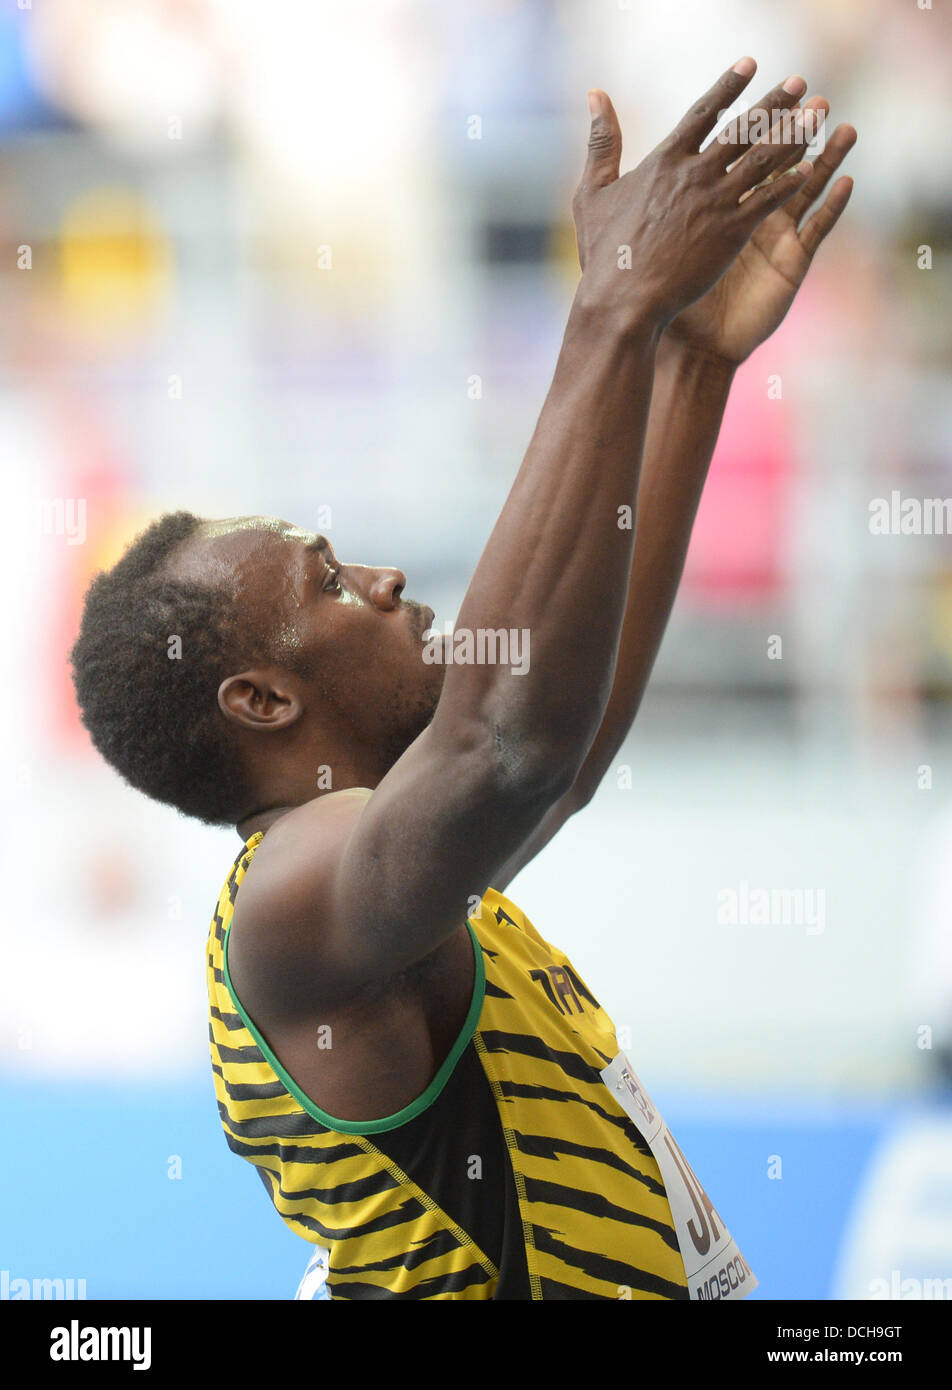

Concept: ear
[[217, 668, 304, 732]]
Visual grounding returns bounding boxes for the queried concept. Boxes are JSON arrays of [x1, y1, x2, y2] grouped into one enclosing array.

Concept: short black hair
[[71, 510, 274, 826]]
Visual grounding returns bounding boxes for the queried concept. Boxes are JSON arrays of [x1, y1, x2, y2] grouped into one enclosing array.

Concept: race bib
[[600, 1051, 758, 1301], [294, 1244, 332, 1301]]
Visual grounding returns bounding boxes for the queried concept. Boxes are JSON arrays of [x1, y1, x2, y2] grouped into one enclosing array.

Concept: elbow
[[487, 725, 583, 807], [429, 708, 584, 808]]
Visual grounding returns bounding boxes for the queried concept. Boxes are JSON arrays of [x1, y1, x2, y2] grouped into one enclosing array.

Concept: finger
[[784, 123, 857, 226], [737, 159, 813, 225], [725, 105, 825, 197], [669, 57, 758, 152], [703, 72, 806, 168], [799, 175, 854, 258], [729, 95, 828, 181], [580, 88, 623, 190]]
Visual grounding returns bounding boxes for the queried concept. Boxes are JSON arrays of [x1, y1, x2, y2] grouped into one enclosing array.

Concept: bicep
[[230, 721, 570, 1011]]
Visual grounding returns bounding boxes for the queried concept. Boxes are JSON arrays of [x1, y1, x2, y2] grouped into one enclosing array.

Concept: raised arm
[[492, 87, 856, 890], [229, 60, 816, 1013], [569, 97, 856, 802]]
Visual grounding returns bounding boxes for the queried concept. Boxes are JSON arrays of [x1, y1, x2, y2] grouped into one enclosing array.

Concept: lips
[[414, 605, 435, 640]]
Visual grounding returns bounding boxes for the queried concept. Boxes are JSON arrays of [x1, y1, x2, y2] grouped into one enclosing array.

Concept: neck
[[235, 740, 399, 842], [235, 770, 383, 842], [236, 803, 298, 841]]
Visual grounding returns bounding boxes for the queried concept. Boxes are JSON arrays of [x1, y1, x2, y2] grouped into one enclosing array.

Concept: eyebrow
[[300, 536, 330, 555]]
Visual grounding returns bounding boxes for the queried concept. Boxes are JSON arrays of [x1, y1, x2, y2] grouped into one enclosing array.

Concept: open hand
[[664, 102, 856, 363], [572, 59, 818, 333]]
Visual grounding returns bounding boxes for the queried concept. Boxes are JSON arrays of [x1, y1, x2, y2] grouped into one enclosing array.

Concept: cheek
[[272, 622, 308, 663], [317, 608, 384, 673], [315, 606, 427, 684]]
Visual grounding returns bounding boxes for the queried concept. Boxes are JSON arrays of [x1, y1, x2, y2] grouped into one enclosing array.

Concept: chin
[[380, 672, 442, 768], [417, 670, 443, 729]]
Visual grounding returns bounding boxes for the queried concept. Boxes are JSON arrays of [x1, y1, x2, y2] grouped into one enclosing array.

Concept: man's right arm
[[228, 298, 655, 1018], [229, 60, 814, 1015]]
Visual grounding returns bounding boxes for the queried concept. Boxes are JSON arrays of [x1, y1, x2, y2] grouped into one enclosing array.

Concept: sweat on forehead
[[169, 516, 327, 584], [200, 516, 321, 542]]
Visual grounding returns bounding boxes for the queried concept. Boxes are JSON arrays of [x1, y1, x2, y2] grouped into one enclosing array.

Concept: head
[[70, 512, 444, 827]]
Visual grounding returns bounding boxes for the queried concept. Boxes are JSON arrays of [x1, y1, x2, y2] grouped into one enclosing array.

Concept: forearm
[[430, 285, 662, 787], [570, 335, 735, 803], [426, 56, 814, 793]]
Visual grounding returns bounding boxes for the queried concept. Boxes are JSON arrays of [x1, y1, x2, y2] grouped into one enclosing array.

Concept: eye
[[323, 564, 343, 595]]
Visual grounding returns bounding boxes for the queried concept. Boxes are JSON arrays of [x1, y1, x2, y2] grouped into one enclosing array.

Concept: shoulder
[[227, 789, 373, 1018], [236, 789, 371, 916]]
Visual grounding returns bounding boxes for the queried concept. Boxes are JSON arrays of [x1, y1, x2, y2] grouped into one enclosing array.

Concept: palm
[[667, 206, 809, 360], [667, 123, 855, 364]]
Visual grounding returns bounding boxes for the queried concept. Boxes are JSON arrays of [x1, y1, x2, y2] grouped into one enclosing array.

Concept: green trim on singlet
[[223, 914, 486, 1135]]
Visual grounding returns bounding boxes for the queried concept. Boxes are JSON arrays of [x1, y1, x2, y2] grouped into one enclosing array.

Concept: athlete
[[70, 59, 856, 1299]]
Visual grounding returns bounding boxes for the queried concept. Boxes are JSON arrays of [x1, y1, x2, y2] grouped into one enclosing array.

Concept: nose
[[350, 564, 406, 610]]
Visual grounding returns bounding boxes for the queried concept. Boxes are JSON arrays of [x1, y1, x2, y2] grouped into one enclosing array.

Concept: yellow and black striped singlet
[[207, 832, 691, 1299]]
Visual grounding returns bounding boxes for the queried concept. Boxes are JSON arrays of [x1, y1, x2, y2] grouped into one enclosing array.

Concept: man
[[71, 58, 855, 1299]]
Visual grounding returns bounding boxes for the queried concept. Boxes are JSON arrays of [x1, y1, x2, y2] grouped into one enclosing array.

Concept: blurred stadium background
[[1, 0, 951, 1300]]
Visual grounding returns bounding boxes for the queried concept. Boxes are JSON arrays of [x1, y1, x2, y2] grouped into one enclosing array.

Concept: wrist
[[657, 331, 740, 385], [569, 276, 666, 352]]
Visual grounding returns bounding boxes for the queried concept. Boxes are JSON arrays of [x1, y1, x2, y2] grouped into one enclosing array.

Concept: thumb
[[583, 89, 621, 188]]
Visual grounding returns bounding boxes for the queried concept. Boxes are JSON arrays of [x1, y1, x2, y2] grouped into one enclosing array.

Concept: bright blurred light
[[26, 0, 223, 149]]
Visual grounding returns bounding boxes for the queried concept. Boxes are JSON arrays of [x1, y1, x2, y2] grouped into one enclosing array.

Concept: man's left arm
[[493, 101, 857, 891], [557, 334, 734, 805], [491, 337, 734, 889]]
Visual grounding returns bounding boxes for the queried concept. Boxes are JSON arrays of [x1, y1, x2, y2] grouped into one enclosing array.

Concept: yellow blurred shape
[[548, 216, 582, 285], [932, 575, 952, 667], [59, 187, 173, 335]]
